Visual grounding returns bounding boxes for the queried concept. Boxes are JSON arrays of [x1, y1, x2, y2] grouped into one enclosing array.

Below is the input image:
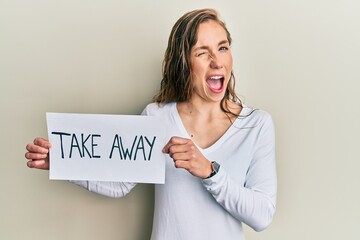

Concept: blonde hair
[[153, 8, 241, 114]]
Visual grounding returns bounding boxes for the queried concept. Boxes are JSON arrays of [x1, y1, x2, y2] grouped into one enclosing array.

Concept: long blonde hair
[[153, 8, 241, 115]]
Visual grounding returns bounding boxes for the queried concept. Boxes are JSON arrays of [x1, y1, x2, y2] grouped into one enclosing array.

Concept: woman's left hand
[[162, 136, 212, 179]]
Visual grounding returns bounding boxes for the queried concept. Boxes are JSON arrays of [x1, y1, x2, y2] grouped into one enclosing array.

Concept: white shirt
[[72, 102, 277, 240]]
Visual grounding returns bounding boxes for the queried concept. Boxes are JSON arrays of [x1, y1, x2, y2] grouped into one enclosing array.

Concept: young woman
[[25, 8, 277, 240]]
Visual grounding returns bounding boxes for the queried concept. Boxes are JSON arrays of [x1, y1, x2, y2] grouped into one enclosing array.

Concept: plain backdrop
[[1, 0, 359, 239]]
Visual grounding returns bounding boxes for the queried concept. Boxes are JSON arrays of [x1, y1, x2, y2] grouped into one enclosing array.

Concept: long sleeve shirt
[[71, 102, 277, 240]]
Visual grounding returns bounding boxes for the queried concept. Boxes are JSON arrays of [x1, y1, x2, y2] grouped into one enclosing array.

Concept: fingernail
[[27, 161, 32, 168]]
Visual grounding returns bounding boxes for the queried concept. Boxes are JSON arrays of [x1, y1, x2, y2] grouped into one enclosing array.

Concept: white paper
[[46, 112, 165, 184]]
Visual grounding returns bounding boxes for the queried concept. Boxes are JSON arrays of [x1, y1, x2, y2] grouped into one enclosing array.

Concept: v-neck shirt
[[71, 102, 277, 240], [143, 102, 277, 240], [171, 102, 243, 154]]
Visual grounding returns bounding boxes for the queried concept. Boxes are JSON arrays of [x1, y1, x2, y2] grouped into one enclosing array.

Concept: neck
[[176, 97, 240, 148], [186, 97, 224, 116], [179, 95, 242, 121]]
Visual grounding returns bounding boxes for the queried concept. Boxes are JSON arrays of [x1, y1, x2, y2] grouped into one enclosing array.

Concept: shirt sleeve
[[201, 114, 277, 232], [69, 180, 137, 198]]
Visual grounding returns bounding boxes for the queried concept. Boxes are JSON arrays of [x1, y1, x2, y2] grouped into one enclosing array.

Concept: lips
[[206, 75, 224, 93]]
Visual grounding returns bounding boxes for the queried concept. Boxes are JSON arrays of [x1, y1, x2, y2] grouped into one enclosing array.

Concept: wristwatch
[[207, 161, 220, 178]]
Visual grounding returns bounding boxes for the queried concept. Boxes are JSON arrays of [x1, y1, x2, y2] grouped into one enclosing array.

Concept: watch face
[[213, 161, 220, 172], [207, 161, 221, 179], [212, 161, 220, 173]]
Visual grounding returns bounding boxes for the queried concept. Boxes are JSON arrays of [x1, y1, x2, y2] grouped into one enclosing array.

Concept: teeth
[[208, 76, 223, 80]]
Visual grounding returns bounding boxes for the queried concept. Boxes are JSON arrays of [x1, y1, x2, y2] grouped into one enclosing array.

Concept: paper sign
[[46, 112, 165, 184]]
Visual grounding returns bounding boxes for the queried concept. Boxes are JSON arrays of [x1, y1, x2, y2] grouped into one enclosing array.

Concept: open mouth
[[206, 75, 224, 93]]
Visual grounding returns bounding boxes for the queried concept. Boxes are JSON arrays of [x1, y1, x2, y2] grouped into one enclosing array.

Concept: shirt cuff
[[201, 166, 226, 193]]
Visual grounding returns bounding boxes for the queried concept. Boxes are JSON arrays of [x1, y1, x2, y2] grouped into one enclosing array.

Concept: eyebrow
[[192, 40, 229, 52]]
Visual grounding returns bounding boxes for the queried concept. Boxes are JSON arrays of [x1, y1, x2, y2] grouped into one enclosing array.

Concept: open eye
[[219, 46, 228, 51]]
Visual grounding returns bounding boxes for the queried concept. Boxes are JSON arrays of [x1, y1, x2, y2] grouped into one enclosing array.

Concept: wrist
[[206, 161, 220, 179]]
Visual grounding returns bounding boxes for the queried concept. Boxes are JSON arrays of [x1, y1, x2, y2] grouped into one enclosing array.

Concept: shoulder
[[141, 102, 175, 116], [237, 106, 274, 130], [237, 107, 275, 146]]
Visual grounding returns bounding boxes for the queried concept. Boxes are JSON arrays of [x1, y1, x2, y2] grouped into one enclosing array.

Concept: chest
[[163, 125, 256, 188], [181, 116, 233, 149]]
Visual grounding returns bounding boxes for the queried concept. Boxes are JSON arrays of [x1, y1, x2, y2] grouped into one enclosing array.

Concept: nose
[[209, 54, 223, 69]]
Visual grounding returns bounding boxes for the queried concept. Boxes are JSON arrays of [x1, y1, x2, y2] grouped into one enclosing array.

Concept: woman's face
[[189, 20, 233, 103]]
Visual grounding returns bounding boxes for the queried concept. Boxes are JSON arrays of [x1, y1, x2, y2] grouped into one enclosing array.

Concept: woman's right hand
[[25, 137, 51, 170]]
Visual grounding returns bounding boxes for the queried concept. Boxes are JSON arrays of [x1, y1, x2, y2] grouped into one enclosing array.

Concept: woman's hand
[[25, 137, 51, 170], [162, 136, 212, 179]]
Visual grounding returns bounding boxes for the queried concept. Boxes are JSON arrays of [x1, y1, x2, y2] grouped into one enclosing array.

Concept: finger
[[174, 159, 189, 170], [163, 136, 190, 153], [168, 143, 197, 162], [169, 143, 196, 155], [27, 160, 49, 169], [25, 152, 48, 160], [171, 152, 195, 162], [33, 137, 52, 149], [26, 143, 49, 154]]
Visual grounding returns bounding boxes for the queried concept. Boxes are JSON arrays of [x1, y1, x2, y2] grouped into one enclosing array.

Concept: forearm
[[202, 168, 276, 231]]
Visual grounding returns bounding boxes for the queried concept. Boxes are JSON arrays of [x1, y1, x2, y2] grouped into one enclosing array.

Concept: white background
[[1, 0, 359, 239]]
